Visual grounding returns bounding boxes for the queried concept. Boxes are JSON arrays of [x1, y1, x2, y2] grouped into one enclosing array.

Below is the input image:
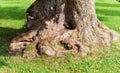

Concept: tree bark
[[9, 0, 119, 57]]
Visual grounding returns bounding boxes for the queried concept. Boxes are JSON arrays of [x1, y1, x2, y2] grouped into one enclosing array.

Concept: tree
[[9, 0, 119, 57]]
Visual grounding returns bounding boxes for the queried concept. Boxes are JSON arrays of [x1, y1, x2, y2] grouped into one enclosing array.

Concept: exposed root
[[9, 0, 119, 58], [36, 31, 90, 57], [9, 24, 119, 58]]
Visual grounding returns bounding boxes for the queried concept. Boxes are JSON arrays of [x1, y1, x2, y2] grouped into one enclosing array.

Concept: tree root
[[9, 29, 90, 58], [36, 31, 90, 57], [9, 0, 120, 58]]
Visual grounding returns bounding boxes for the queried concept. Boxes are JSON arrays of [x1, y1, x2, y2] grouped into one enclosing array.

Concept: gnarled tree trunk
[[9, 0, 119, 57]]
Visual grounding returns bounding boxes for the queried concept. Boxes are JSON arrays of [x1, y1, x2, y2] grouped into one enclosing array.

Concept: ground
[[0, 0, 120, 73]]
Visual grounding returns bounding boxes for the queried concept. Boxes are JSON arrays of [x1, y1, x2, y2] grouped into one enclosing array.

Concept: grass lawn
[[0, 0, 120, 73]]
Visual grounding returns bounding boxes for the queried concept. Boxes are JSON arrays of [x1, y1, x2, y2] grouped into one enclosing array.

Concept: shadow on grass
[[96, 8, 120, 22], [96, 2, 120, 21], [96, 2, 120, 7], [0, 27, 21, 39], [0, 27, 23, 57], [0, 39, 9, 55], [0, 5, 26, 57], [0, 7, 26, 19], [0, 59, 8, 68], [0, 1, 27, 68], [96, 9, 120, 16], [97, 16, 109, 21]]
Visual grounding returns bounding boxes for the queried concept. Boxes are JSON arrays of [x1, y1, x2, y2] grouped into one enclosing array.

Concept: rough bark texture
[[9, 0, 119, 57]]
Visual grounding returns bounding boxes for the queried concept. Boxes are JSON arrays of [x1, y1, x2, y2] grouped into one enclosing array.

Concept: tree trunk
[[9, 0, 119, 57]]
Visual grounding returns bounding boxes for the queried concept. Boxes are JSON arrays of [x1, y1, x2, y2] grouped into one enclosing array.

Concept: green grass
[[0, 0, 120, 73], [25, 45, 35, 50], [96, 0, 120, 33]]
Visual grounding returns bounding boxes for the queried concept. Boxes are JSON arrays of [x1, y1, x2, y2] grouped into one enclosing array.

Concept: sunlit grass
[[96, 0, 120, 33]]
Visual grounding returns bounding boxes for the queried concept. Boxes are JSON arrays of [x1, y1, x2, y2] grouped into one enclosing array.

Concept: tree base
[[9, 0, 119, 58], [9, 29, 90, 57], [9, 23, 119, 58]]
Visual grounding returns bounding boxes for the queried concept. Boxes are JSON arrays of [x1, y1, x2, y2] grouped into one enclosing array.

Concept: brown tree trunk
[[9, 0, 119, 57]]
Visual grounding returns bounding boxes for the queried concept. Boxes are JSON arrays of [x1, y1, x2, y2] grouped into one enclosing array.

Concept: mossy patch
[[25, 45, 35, 50]]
